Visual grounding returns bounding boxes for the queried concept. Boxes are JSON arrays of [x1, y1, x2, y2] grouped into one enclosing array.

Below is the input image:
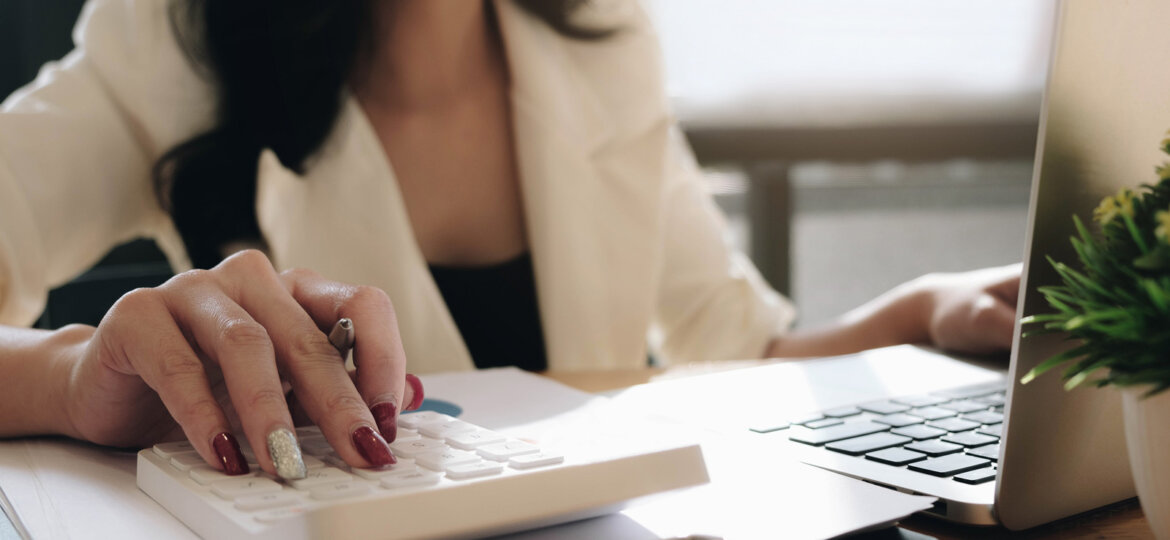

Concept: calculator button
[[394, 428, 422, 442], [390, 438, 449, 458], [380, 470, 442, 490], [446, 430, 507, 450], [289, 468, 353, 490], [310, 481, 371, 501], [509, 452, 565, 470], [398, 412, 454, 430], [352, 461, 420, 480], [301, 455, 326, 469], [211, 477, 283, 500], [418, 420, 478, 439], [170, 453, 208, 472], [416, 449, 481, 471], [153, 441, 196, 458], [447, 461, 505, 480], [477, 440, 541, 461], [189, 466, 256, 485], [234, 492, 301, 511], [254, 506, 310, 523]]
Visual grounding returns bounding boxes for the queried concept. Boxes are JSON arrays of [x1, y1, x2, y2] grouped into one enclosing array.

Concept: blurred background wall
[[2, 0, 1055, 333]]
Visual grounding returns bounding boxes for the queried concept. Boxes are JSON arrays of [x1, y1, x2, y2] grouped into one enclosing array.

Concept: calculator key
[[904, 440, 963, 457], [189, 466, 256, 485], [254, 506, 310, 523], [300, 439, 334, 457], [301, 455, 326, 469], [963, 411, 1004, 425], [416, 449, 481, 471], [906, 407, 956, 421], [418, 420, 478, 439], [939, 400, 989, 414], [394, 428, 422, 441], [322, 453, 350, 470], [804, 418, 844, 429], [908, 454, 991, 477], [477, 440, 542, 461], [789, 421, 888, 446], [447, 430, 509, 450], [890, 424, 947, 441], [927, 418, 981, 433], [865, 448, 927, 466], [170, 453, 209, 472], [398, 411, 454, 430], [288, 467, 353, 490], [825, 433, 911, 456], [509, 452, 565, 470], [211, 477, 283, 500], [954, 467, 998, 485], [873, 413, 923, 428], [153, 441, 196, 458], [859, 401, 911, 415], [822, 406, 863, 418], [891, 395, 948, 408], [380, 470, 442, 490], [976, 424, 1003, 438], [942, 432, 998, 448], [390, 438, 449, 458], [310, 481, 370, 501], [447, 461, 505, 480], [352, 461, 419, 480], [967, 443, 1001, 462], [234, 492, 302, 511]]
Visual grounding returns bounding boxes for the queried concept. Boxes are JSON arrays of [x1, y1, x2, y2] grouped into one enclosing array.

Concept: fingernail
[[352, 426, 396, 466], [211, 432, 249, 476], [266, 427, 307, 480], [371, 402, 398, 443], [405, 374, 425, 411]]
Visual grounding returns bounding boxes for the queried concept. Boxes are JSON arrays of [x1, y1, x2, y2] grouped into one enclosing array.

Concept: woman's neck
[[355, 0, 504, 109]]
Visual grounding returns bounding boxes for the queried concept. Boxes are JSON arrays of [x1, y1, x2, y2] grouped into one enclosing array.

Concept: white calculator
[[137, 411, 708, 539]]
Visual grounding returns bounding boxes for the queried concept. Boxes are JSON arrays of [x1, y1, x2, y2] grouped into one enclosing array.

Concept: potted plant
[[1022, 134, 1170, 539]]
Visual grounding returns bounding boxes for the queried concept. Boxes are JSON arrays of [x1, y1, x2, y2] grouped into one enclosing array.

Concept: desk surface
[[543, 362, 1155, 540]]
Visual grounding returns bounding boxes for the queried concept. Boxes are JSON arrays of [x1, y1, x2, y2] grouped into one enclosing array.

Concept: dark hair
[[158, 0, 608, 269]]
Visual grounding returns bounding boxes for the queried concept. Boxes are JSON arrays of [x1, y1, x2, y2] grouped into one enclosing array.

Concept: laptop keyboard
[[750, 381, 1005, 485]]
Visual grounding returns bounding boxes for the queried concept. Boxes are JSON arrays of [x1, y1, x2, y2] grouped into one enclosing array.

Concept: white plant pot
[[1122, 385, 1170, 540]]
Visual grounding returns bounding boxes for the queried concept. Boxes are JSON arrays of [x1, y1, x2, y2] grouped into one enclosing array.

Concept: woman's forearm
[[0, 324, 87, 438]]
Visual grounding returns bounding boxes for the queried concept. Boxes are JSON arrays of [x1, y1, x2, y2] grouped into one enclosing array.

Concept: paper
[[0, 362, 949, 539]]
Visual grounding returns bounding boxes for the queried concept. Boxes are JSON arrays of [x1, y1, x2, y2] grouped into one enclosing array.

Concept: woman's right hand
[[57, 249, 420, 478]]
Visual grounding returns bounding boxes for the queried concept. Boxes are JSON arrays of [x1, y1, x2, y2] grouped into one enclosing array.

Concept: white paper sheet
[[0, 359, 951, 539]]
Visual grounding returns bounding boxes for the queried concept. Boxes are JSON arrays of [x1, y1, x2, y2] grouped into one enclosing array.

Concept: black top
[[429, 252, 548, 372]]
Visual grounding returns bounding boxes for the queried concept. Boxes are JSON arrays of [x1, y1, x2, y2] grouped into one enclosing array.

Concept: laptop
[[780, 0, 1170, 529]]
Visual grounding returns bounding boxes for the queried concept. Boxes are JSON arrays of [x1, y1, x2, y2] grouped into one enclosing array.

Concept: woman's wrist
[[0, 324, 91, 439]]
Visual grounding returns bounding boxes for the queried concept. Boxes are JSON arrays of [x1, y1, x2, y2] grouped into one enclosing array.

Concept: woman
[[0, 0, 1020, 481]]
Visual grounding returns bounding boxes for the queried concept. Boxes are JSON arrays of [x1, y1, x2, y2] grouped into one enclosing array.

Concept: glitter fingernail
[[266, 427, 307, 480]]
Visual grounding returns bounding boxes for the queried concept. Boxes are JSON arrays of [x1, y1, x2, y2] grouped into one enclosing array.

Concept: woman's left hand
[[921, 263, 1022, 355]]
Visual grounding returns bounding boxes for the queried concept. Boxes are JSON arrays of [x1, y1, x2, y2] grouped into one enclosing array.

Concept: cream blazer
[[0, 0, 795, 372]]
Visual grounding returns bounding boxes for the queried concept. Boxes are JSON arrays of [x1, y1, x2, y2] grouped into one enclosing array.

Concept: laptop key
[[748, 423, 789, 434], [822, 406, 863, 418], [805, 418, 845, 429], [790, 413, 825, 425], [963, 411, 1004, 425], [891, 395, 948, 408], [859, 401, 911, 415], [968, 443, 1001, 462], [904, 439, 963, 457], [939, 400, 989, 414], [974, 393, 1006, 406], [954, 467, 998, 485], [942, 432, 998, 448], [932, 382, 1005, 400], [927, 417, 981, 433], [873, 413, 923, 428], [976, 424, 1003, 438], [906, 406, 956, 421], [866, 447, 928, 466], [891, 424, 947, 440], [908, 454, 991, 477], [825, 433, 911, 456], [789, 421, 888, 446]]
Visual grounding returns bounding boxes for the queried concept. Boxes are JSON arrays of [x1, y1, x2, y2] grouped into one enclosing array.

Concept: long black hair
[[157, 0, 607, 269]]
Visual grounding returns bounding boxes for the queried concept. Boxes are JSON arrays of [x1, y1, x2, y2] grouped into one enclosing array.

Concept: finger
[[102, 288, 248, 476], [279, 267, 408, 444], [216, 251, 395, 468], [159, 270, 302, 479], [977, 295, 1018, 351]]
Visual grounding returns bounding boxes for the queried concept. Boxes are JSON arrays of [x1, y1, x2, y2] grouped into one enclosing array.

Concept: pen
[[328, 317, 354, 360]]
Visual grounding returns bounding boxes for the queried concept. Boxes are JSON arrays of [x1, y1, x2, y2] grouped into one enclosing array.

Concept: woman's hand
[[921, 263, 1022, 355], [57, 250, 420, 478]]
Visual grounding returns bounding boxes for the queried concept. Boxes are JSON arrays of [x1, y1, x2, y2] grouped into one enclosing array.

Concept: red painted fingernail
[[405, 374, 425, 411], [371, 402, 398, 443], [211, 432, 250, 475], [351, 426, 396, 466]]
